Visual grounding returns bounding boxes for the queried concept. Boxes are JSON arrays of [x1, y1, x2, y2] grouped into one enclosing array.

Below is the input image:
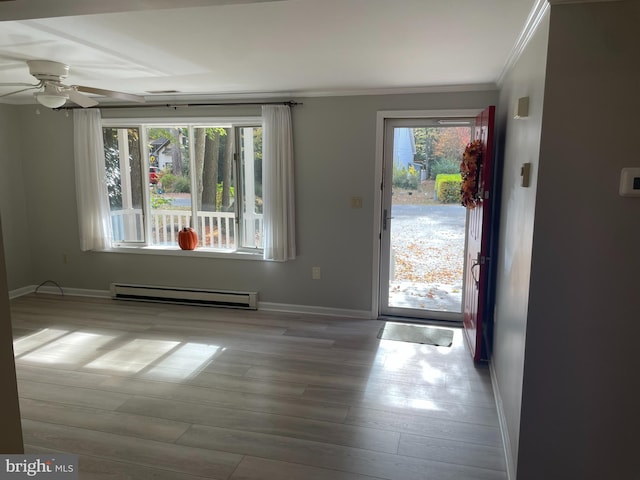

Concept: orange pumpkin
[[178, 227, 198, 250]]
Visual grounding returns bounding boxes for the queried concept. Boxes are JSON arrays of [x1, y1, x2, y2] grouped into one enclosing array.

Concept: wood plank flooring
[[10, 294, 506, 480]]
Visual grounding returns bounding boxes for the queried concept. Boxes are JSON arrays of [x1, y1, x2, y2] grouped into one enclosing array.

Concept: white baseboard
[[9, 285, 373, 319], [11, 284, 111, 299], [41, 286, 111, 298], [9, 285, 36, 299], [489, 360, 516, 480], [259, 301, 373, 319]]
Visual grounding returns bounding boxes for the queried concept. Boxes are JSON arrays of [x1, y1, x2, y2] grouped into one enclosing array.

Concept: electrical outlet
[[312, 267, 321, 280]]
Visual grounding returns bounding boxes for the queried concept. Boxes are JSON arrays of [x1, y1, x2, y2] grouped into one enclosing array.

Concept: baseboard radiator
[[110, 283, 257, 310]]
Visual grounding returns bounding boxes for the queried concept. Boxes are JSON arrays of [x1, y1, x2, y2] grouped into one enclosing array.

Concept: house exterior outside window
[[102, 119, 263, 254]]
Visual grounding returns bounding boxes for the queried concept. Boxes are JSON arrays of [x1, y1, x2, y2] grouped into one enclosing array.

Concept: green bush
[[430, 158, 461, 179], [173, 176, 191, 193], [435, 173, 461, 192], [159, 173, 176, 191], [392, 164, 420, 190], [160, 173, 190, 193], [435, 173, 462, 203], [150, 193, 172, 209]]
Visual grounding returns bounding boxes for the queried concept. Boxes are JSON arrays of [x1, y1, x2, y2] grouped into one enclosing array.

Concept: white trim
[[259, 302, 372, 319], [54, 287, 111, 298], [9, 285, 373, 319], [289, 84, 497, 98], [99, 246, 264, 261], [9, 285, 36, 299], [101, 116, 261, 126], [371, 109, 483, 319], [4, 84, 499, 107], [497, 0, 550, 87], [115, 84, 498, 105], [549, 0, 620, 3], [490, 360, 516, 480], [9, 285, 110, 299]]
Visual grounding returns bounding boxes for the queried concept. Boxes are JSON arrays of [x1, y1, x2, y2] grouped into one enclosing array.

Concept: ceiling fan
[[0, 60, 145, 108]]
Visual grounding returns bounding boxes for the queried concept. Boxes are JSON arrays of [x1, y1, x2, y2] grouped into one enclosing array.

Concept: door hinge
[[382, 209, 393, 231]]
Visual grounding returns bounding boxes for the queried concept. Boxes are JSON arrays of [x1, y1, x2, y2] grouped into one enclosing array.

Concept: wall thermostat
[[619, 168, 640, 197]]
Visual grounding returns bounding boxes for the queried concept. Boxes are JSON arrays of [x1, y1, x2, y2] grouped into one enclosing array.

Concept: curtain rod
[[58, 100, 301, 111]]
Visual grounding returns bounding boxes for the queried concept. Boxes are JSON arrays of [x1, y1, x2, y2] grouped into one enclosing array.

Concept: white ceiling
[[0, 0, 537, 105]]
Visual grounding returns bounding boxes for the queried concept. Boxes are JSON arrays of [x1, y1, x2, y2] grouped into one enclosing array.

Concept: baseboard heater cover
[[110, 283, 257, 310]]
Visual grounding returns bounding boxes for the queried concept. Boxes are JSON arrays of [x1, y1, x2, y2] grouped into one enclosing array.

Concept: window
[[103, 120, 263, 253]]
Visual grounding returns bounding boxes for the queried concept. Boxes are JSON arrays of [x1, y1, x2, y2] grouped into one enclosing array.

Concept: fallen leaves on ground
[[393, 242, 463, 285]]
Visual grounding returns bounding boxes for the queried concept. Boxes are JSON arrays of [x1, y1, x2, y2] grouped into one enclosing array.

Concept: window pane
[[193, 127, 236, 250], [147, 127, 192, 246], [240, 126, 263, 249], [103, 127, 144, 243]]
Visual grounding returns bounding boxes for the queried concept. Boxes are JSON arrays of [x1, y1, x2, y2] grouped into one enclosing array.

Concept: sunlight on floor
[[13, 328, 69, 356], [14, 326, 225, 382], [84, 339, 180, 373], [19, 331, 117, 366], [141, 343, 220, 381]]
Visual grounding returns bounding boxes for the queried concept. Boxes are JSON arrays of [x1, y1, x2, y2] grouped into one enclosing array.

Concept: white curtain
[[262, 105, 296, 261], [73, 109, 112, 251]]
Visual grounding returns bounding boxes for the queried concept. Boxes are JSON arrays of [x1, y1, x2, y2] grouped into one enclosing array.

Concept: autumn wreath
[[460, 140, 482, 209]]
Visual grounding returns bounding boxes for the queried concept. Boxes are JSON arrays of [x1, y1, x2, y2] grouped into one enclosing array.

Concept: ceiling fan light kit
[[35, 92, 68, 109], [0, 59, 145, 108], [34, 81, 68, 108]]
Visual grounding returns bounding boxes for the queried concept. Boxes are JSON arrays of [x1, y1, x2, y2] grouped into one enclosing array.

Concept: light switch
[[619, 168, 640, 197], [350, 196, 363, 209], [514, 97, 529, 119]]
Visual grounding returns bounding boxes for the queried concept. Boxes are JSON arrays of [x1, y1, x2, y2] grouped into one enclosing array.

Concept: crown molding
[[549, 0, 621, 4], [1, 82, 499, 108], [497, 0, 624, 86], [0, 0, 283, 21], [497, 0, 550, 87]]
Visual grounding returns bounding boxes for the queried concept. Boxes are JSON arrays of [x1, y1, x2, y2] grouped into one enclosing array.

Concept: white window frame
[[102, 116, 263, 257]]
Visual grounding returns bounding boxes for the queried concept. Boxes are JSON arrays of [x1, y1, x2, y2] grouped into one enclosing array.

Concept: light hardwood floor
[[10, 294, 506, 480]]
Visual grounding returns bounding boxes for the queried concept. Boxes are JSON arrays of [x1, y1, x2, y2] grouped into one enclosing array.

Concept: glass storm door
[[379, 118, 472, 322]]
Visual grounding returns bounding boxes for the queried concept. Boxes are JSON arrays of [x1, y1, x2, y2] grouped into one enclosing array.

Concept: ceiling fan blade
[[66, 89, 99, 108], [0, 82, 39, 87], [75, 85, 145, 103], [0, 84, 39, 99]]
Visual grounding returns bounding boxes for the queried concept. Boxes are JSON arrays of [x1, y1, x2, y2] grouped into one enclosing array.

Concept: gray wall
[[0, 104, 33, 290], [516, 2, 640, 479], [8, 90, 497, 312], [492, 9, 549, 477]]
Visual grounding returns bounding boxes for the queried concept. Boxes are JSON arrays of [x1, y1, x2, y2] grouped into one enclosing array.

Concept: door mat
[[377, 323, 454, 347]]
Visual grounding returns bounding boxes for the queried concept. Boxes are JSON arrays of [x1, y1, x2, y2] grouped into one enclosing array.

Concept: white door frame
[[371, 109, 483, 319]]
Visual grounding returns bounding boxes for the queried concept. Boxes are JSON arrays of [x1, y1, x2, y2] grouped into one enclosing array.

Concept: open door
[[463, 106, 496, 362], [379, 118, 472, 322]]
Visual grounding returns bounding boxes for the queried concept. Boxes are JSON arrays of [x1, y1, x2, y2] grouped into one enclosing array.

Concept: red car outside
[[149, 167, 160, 184]]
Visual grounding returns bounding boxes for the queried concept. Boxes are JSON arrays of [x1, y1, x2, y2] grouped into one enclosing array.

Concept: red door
[[463, 106, 496, 362]]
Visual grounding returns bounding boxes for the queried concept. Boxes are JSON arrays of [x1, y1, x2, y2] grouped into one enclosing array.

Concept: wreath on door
[[460, 140, 483, 209]]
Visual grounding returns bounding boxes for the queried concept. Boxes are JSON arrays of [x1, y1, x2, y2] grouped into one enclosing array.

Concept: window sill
[[99, 246, 264, 261]]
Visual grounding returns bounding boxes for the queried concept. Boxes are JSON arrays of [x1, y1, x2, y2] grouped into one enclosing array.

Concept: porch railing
[[110, 209, 262, 249]]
